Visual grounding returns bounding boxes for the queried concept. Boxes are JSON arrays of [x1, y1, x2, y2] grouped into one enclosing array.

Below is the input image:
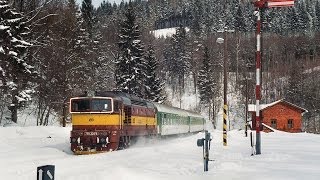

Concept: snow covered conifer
[[80, 0, 106, 91], [0, 0, 35, 123], [197, 47, 214, 105], [285, 61, 304, 106], [144, 45, 165, 103], [164, 24, 190, 93], [190, 0, 203, 36], [115, 1, 145, 97], [197, 46, 218, 127], [315, 0, 320, 31], [174, 25, 191, 80], [234, 3, 246, 33], [81, 0, 95, 38]]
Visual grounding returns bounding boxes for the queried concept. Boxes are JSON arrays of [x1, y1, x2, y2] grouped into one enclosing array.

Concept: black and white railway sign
[[37, 165, 55, 180]]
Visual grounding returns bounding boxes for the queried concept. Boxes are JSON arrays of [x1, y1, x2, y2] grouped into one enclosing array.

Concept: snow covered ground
[[152, 27, 190, 38], [1, 125, 320, 180]]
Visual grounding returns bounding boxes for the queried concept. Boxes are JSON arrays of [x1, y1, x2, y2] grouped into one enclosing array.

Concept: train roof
[[152, 102, 203, 118], [78, 91, 154, 108], [76, 91, 203, 117]]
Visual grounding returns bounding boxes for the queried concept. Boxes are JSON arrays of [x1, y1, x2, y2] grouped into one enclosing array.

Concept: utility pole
[[217, 27, 234, 146], [222, 0, 228, 148], [62, 103, 66, 127], [245, 77, 249, 137], [217, 0, 235, 147], [223, 28, 228, 147]]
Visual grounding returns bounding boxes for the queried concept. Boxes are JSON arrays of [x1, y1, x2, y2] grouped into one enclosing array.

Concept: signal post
[[253, 0, 294, 155]]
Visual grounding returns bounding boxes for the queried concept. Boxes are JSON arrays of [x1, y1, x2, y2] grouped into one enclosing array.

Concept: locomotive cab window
[[71, 99, 90, 112], [92, 99, 112, 112], [70, 98, 112, 113]]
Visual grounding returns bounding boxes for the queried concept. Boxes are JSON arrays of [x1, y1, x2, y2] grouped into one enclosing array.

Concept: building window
[[288, 119, 293, 129], [271, 119, 277, 129]]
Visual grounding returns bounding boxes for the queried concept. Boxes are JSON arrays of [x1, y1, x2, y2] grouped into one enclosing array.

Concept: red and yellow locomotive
[[70, 91, 157, 154]]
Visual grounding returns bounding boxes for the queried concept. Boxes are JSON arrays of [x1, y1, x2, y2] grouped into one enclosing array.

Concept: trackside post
[[197, 130, 212, 171]]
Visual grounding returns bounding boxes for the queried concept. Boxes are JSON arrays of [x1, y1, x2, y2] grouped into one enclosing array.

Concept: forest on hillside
[[0, 0, 319, 133]]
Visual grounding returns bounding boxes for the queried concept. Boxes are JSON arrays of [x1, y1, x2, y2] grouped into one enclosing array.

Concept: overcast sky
[[76, 0, 126, 8]]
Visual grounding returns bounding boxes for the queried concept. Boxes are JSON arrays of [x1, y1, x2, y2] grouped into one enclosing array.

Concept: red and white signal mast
[[253, 0, 294, 155]]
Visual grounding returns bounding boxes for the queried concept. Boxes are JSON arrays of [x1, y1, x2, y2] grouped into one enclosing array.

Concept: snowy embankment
[[0, 126, 320, 180]]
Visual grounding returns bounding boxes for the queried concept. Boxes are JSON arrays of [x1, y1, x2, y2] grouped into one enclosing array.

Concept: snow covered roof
[[248, 99, 308, 113]]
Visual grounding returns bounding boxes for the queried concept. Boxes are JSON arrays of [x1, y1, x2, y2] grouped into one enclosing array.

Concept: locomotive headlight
[[99, 137, 109, 144], [77, 137, 81, 144], [71, 137, 77, 143], [100, 137, 106, 143]]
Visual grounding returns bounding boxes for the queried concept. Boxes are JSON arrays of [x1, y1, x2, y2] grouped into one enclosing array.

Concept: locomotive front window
[[70, 98, 112, 113], [92, 99, 112, 112], [71, 99, 90, 112]]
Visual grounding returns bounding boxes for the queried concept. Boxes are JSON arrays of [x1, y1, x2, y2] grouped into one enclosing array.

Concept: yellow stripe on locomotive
[[72, 112, 156, 126], [72, 113, 120, 126]]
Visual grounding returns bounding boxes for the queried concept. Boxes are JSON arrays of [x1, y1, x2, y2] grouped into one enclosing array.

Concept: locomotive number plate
[[84, 132, 98, 136]]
